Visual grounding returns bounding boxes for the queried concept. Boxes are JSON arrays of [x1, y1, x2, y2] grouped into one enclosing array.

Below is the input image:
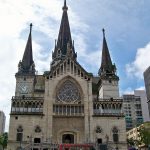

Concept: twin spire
[[17, 23, 35, 75], [17, 0, 118, 78], [100, 29, 113, 74], [99, 29, 118, 79]]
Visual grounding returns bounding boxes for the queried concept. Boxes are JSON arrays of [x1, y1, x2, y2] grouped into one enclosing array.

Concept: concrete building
[[134, 90, 150, 122], [144, 66, 150, 117], [123, 90, 150, 131], [0, 111, 6, 135], [122, 93, 143, 130], [8, 1, 127, 150], [127, 122, 150, 149]]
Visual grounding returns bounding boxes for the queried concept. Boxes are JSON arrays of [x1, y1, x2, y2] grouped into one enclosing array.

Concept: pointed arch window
[[112, 127, 119, 143], [57, 80, 80, 103], [16, 126, 23, 142]]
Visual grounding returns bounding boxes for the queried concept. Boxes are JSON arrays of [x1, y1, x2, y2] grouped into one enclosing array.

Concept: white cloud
[[1, 0, 148, 132], [120, 86, 146, 97], [135, 86, 145, 91], [0, 0, 93, 131], [121, 87, 134, 95], [126, 42, 150, 79]]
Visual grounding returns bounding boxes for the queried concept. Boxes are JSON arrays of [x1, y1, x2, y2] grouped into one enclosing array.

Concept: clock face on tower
[[17, 82, 30, 94]]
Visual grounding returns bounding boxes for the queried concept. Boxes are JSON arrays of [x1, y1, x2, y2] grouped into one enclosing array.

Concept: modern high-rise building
[[8, 1, 127, 150], [134, 90, 150, 122], [122, 91, 147, 131], [144, 66, 150, 117], [0, 111, 6, 135]]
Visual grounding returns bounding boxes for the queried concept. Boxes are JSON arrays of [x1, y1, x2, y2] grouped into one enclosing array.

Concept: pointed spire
[[22, 23, 34, 69], [52, 0, 76, 61], [99, 29, 117, 77], [101, 28, 112, 70], [17, 23, 35, 75], [102, 28, 105, 37], [55, 39, 57, 49], [63, 0, 68, 10]]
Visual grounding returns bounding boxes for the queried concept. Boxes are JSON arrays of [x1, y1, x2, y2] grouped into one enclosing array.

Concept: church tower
[[51, 0, 76, 68], [8, 1, 127, 150], [15, 24, 35, 97], [98, 29, 119, 99], [43, 0, 92, 144]]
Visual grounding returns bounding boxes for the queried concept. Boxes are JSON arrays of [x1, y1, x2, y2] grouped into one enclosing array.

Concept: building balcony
[[93, 109, 124, 117], [53, 104, 84, 117], [12, 96, 44, 101], [93, 98, 123, 103], [11, 96, 44, 115], [11, 107, 43, 115], [93, 98, 123, 117]]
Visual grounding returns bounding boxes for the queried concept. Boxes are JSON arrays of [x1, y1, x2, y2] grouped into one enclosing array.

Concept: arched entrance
[[62, 134, 74, 143]]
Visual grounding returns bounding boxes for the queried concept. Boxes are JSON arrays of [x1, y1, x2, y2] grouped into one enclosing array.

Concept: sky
[[0, 0, 150, 131]]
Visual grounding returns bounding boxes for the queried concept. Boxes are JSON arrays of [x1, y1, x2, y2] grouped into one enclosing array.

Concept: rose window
[[57, 80, 80, 103]]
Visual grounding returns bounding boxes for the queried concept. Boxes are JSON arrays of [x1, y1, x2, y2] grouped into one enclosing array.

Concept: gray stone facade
[[8, 1, 127, 150]]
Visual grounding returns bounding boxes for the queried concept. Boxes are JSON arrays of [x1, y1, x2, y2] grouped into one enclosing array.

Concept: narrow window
[[16, 126, 23, 142], [112, 127, 119, 143]]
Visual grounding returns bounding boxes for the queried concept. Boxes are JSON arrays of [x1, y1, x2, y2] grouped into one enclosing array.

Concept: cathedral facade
[[8, 1, 127, 150]]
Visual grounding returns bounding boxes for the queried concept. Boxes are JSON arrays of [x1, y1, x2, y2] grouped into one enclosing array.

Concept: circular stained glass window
[[57, 80, 80, 103]]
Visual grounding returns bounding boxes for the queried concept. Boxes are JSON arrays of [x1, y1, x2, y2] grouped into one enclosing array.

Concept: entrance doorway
[[62, 134, 74, 144]]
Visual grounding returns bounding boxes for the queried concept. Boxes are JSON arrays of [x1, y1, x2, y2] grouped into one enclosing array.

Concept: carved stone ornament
[[35, 126, 41, 133], [96, 126, 102, 133], [57, 80, 80, 103]]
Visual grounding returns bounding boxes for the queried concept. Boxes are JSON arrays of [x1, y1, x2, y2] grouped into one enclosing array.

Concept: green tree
[[137, 124, 150, 148], [0, 132, 8, 150], [127, 138, 135, 147]]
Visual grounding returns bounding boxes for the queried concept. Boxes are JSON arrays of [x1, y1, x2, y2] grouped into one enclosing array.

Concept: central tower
[[51, 0, 76, 68], [44, 0, 92, 143]]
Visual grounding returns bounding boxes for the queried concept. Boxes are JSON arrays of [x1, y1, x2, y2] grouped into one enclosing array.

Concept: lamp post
[[105, 134, 109, 149], [19, 138, 22, 150], [29, 135, 33, 150], [19, 134, 23, 150]]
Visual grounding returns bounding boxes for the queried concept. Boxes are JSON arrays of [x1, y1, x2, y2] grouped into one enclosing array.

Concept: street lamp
[[19, 134, 23, 150], [19, 139, 22, 150]]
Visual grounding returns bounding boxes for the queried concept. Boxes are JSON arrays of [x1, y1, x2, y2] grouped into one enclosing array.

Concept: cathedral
[[8, 1, 127, 150]]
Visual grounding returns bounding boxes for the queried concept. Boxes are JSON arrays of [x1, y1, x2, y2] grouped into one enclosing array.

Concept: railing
[[93, 98, 123, 102], [12, 96, 44, 101], [11, 111, 43, 115], [53, 104, 84, 116], [11, 96, 44, 115], [23, 142, 59, 150], [93, 109, 124, 117]]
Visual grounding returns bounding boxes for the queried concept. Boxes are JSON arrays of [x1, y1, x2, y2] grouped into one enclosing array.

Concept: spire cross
[[55, 39, 57, 48], [63, 0, 68, 10], [64, 0, 66, 7], [30, 23, 33, 33], [102, 28, 105, 37]]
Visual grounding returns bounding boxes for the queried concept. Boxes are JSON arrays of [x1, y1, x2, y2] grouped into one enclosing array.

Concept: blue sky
[[0, 0, 150, 130]]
